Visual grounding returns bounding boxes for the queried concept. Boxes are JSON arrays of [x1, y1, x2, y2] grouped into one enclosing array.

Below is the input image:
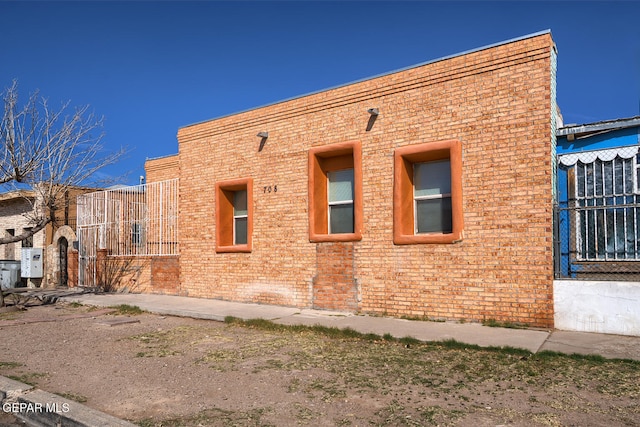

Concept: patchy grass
[[7, 372, 48, 386], [59, 314, 637, 427], [56, 392, 88, 403], [0, 361, 22, 369], [136, 407, 275, 427], [126, 327, 194, 357], [109, 304, 145, 315], [482, 318, 529, 329], [211, 317, 640, 419]]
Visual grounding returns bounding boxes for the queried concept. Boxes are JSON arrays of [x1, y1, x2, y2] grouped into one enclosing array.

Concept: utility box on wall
[[0, 260, 21, 289], [21, 248, 43, 278]]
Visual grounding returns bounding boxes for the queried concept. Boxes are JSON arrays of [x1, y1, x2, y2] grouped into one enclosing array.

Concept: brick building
[[146, 30, 558, 327]]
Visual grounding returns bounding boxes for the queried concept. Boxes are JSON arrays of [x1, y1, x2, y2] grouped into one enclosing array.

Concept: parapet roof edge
[[181, 29, 553, 130], [557, 116, 640, 137], [145, 153, 179, 162], [0, 189, 36, 202]]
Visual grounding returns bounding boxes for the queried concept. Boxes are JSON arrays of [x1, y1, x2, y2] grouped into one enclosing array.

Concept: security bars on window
[[574, 153, 640, 261]]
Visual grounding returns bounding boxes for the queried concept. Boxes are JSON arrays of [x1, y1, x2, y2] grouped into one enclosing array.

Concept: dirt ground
[[0, 301, 639, 427]]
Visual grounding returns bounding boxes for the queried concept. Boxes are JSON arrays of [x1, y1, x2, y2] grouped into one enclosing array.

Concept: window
[[308, 141, 362, 242], [569, 151, 640, 260], [393, 140, 463, 244], [233, 190, 248, 245], [5, 229, 15, 259], [22, 228, 33, 248], [131, 223, 143, 246], [328, 169, 355, 234], [414, 160, 452, 234], [215, 178, 253, 253]]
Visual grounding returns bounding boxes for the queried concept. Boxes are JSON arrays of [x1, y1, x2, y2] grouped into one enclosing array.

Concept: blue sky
[[2, 1, 639, 185]]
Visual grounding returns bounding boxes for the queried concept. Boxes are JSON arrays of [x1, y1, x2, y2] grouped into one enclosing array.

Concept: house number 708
[[263, 185, 277, 193]]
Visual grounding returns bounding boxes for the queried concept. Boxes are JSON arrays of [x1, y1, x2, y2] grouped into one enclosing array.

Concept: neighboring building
[[136, 30, 558, 327], [555, 116, 640, 335], [0, 191, 45, 286], [0, 186, 95, 288]]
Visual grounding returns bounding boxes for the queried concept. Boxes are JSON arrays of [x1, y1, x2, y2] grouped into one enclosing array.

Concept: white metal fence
[[76, 179, 179, 287]]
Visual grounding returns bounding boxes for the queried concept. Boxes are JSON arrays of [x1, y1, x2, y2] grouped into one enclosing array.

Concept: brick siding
[[171, 32, 556, 327], [145, 155, 180, 183]]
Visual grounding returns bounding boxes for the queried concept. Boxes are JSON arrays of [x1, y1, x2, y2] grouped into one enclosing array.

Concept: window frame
[[327, 168, 355, 234], [308, 141, 362, 242], [232, 190, 248, 246], [131, 222, 144, 247], [413, 159, 453, 234], [393, 139, 463, 245], [215, 178, 253, 253]]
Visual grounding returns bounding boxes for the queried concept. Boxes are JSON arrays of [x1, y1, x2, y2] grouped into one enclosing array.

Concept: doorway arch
[[49, 226, 77, 288], [58, 237, 69, 286]]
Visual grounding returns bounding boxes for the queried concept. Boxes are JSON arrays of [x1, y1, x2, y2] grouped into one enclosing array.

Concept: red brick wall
[[175, 32, 557, 327], [314, 242, 358, 311], [150, 256, 180, 294]]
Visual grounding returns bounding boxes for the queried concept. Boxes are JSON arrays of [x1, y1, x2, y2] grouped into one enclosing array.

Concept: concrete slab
[[95, 317, 141, 326], [0, 376, 33, 400], [61, 292, 640, 361], [540, 330, 640, 360], [68, 293, 300, 321], [0, 377, 135, 427]]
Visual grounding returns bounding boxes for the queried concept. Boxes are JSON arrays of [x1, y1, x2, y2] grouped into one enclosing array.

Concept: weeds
[[7, 372, 48, 386], [56, 392, 88, 403], [482, 318, 528, 329], [136, 407, 274, 427], [110, 304, 145, 315], [0, 361, 22, 369]]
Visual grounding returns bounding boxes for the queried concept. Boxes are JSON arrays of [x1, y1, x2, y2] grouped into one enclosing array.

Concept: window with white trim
[[327, 169, 354, 234], [414, 160, 452, 234], [233, 190, 248, 245], [571, 151, 640, 260]]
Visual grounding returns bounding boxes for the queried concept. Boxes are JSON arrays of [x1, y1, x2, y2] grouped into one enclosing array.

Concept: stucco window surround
[[393, 139, 463, 245], [308, 141, 363, 242], [215, 178, 253, 253]]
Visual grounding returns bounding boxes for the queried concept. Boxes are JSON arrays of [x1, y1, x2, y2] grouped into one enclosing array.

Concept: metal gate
[[76, 179, 179, 287]]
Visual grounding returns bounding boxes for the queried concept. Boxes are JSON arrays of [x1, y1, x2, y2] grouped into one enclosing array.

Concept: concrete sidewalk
[[63, 292, 640, 361]]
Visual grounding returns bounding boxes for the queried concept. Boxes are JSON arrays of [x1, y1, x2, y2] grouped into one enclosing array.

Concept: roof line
[[145, 153, 179, 162], [182, 29, 553, 130], [557, 116, 640, 136]]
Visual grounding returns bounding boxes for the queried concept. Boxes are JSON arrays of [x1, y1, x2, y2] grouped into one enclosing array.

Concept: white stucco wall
[[554, 280, 640, 336], [0, 198, 46, 260]]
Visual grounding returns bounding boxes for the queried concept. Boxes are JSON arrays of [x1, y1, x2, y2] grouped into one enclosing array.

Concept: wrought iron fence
[[76, 179, 179, 287], [556, 145, 640, 281]]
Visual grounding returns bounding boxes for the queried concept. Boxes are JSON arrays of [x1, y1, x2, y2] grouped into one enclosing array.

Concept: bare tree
[[0, 80, 126, 246]]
